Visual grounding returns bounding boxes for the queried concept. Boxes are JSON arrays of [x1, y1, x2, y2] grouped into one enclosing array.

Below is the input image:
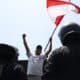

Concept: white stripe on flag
[[47, 4, 76, 19]]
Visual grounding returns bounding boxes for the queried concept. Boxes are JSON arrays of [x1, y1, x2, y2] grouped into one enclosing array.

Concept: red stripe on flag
[[48, 0, 69, 1], [47, 1, 70, 8], [47, 0, 80, 10], [55, 15, 64, 26]]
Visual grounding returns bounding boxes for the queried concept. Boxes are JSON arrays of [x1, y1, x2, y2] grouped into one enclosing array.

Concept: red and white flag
[[47, 0, 80, 26]]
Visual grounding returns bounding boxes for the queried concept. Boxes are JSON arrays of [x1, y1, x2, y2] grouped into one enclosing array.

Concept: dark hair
[[59, 23, 80, 45], [0, 44, 19, 62], [36, 45, 42, 50]]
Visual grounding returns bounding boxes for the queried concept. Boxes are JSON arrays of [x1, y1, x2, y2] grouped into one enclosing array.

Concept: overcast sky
[[0, 0, 80, 60]]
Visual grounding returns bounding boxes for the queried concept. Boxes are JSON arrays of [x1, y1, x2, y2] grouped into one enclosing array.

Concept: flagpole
[[44, 26, 57, 52], [44, 0, 72, 52]]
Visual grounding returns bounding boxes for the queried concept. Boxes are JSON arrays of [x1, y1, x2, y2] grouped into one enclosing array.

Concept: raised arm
[[45, 37, 52, 57], [22, 34, 31, 57]]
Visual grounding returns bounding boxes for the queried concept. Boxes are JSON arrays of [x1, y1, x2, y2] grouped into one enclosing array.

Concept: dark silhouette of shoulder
[[0, 44, 27, 80]]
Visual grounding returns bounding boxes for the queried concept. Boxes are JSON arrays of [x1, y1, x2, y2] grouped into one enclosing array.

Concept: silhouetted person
[[42, 23, 80, 80], [0, 44, 27, 80], [22, 34, 52, 80]]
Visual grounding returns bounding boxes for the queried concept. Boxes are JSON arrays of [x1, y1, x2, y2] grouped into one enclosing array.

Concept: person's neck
[[35, 54, 40, 56]]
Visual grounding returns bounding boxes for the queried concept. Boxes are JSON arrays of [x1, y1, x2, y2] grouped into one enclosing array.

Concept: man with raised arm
[[22, 34, 52, 80]]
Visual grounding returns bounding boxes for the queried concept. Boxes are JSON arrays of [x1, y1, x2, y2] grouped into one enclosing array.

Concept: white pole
[[44, 27, 57, 51]]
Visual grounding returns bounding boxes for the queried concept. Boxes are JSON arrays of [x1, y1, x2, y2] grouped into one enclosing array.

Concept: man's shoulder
[[52, 46, 69, 55], [49, 46, 70, 60], [3, 63, 24, 72], [1, 63, 27, 80], [27, 52, 32, 58]]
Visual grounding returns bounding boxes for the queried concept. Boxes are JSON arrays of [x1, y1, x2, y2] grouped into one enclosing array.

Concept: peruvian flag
[[47, 0, 80, 26]]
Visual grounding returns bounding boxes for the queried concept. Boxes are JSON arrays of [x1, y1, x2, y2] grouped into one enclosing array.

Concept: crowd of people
[[0, 22, 80, 80]]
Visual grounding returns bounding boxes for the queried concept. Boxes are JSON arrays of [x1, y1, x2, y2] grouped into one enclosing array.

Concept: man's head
[[35, 45, 42, 55], [0, 44, 19, 63], [59, 23, 80, 46]]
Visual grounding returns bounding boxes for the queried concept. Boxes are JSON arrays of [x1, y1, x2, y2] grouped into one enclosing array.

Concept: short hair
[[59, 23, 80, 45], [36, 45, 42, 50], [0, 44, 19, 62]]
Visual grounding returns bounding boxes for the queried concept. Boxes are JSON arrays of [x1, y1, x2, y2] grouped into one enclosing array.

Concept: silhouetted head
[[0, 44, 19, 63], [59, 23, 80, 46], [35, 45, 42, 55]]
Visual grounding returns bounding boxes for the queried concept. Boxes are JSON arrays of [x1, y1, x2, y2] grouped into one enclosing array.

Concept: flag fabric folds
[[47, 0, 80, 26]]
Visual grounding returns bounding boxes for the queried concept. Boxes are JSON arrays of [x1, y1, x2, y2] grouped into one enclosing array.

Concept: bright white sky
[[0, 0, 80, 60]]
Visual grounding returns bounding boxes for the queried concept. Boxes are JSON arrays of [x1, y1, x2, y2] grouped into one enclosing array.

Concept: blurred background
[[0, 0, 80, 60]]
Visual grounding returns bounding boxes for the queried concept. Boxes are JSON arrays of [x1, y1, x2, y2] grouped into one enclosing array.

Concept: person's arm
[[45, 37, 52, 57], [22, 34, 31, 57]]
